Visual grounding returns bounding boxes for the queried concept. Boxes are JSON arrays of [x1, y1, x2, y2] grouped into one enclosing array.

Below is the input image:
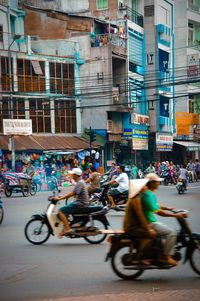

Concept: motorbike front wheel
[[189, 245, 200, 275], [111, 245, 144, 280], [24, 218, 50, 245], [83, 218, 108, 244]]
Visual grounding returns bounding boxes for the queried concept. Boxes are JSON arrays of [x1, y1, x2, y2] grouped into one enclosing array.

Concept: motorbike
[[46, 172, 59, 191], [176, 178, 187, 194], [0, 192, 4, 225], [163, 170, 177, 186], [24, 185, 110, 245], [105, 209, 200, 280]]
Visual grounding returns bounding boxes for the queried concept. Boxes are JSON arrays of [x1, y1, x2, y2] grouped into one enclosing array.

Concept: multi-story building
[[20, 0, 147, 166], [174, 0, 200, 162], [0, 0, 91, 166], [144, 0, 175, 161]]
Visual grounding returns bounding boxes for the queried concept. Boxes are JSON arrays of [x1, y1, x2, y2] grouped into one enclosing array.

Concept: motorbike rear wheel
[[189, 245, 200, 275], [111, 245, 144, 280], [83, 218, 108, 244], [25, 218, 50, 245]]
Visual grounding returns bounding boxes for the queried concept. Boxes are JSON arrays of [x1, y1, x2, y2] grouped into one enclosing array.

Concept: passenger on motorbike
[[105, 162, 118, 179], [106, 165, 129, 208], [54, 168, 90, 236], [123, 178, 157, 265], [142, 173, 187, 266], [85, 166, 101, 195]]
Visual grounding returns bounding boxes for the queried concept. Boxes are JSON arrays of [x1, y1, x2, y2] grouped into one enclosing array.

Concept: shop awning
[[0, 135, 99, 151], [174, 141, 200, 151]]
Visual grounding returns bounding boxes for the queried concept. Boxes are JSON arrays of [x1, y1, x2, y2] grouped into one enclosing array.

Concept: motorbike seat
[[75, 205, 103, 214]]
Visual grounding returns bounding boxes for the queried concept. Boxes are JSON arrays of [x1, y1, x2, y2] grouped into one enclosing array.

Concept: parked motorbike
[[176, 178, 187, 194], [0, 193, 4, 225], [24, 186, 110, 245], [105, 209, 200, 280]]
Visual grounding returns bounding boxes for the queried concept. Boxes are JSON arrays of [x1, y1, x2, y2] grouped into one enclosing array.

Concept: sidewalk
[[28, 289, 200, 301]]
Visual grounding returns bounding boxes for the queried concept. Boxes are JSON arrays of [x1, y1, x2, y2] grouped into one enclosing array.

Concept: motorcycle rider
[[54, 168, 90, 236], [123, 178, 157, 265], [85, 166, 101, 195], [141, 173, 187, 266], [178, 164, 189, 189], [106, 165, 129, 208]]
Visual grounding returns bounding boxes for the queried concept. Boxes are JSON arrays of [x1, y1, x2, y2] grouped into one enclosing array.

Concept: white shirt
[[115, 172, 129, 193]]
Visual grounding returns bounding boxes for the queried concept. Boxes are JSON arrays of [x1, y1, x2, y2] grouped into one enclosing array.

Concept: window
[[159, 6, 170, 27], [188, 23, 195, 46], [0, 98, 9, 133], [55, 100, 76, 133], [13, 99, 25, 119], [96, 0, 108, 10], [0, 25, 3, 42], [49, 62, 74, 95], [189, 97, 195, 113], [17, 59, 45, 93], [29, 99, 51, 133], [0, 56, 13, 91]]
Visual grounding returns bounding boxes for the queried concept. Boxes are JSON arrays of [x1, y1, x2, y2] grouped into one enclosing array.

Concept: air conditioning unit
[[97, 72, 104, 80], [107, 120, 113, 133], [31, 36, 39, 41]]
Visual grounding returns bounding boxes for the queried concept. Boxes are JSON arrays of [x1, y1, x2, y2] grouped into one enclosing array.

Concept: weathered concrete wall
[[24, 6, 91, 39]]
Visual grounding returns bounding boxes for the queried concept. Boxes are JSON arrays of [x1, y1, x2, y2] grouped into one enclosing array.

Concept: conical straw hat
[[128, 178, 149, 199]]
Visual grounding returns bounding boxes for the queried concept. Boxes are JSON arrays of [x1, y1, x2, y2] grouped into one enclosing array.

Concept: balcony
[[118, 5, 143, 27], [90, 33, 127, 58], [188, 2, 200, 13]]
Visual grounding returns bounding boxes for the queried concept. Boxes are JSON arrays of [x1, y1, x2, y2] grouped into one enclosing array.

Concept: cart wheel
[[30, 183, 37, 196], [22, 185, 29, 197], [5, 186, 12, 197]]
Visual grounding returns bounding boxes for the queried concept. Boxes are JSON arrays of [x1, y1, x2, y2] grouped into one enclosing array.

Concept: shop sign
[[122, 128, 132, 140], [131, 113, 149, 125], [3, 119, 32, 135], [132, 129, 148, 150], [176, 112, 200, 125], [187, 54, 199, 77], [156, 133, 173, 151], [108, 134, 121, 142]]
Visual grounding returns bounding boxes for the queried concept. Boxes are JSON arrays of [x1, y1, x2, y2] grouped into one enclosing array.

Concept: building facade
[[144, 0, 175, 162], [174, 0, 200, 162]]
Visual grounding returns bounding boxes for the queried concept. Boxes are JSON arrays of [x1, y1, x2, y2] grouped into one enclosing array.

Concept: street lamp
[[8, 34, 22, 171]]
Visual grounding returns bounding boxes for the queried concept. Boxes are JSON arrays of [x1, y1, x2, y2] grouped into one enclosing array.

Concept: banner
[[3, 119, 32, 135], [156, 133, 173, 151], [132, 129, 148, 150]]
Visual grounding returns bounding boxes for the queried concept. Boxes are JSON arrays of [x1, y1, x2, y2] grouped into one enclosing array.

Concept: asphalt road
[[0, 182, 200, 301]]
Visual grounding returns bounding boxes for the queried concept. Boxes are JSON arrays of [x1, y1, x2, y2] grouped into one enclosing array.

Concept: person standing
[[131, 163, 138, 179]]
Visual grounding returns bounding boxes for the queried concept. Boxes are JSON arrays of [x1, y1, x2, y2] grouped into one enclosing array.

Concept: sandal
[[60, 229, 73, 236]]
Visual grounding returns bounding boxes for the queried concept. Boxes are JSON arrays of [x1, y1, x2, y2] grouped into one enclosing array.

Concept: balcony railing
[[118, 5, 143, 27], [90, 33, 126, 49], [188, 2, 200, 13]]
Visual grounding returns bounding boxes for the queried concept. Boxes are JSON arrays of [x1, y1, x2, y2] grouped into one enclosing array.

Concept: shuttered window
[[129, 31, 143, 66], [96, 0, 108, 10]]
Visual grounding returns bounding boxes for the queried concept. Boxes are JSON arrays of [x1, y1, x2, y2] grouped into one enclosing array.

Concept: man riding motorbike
[[141, 173, 187, 266], [53, 168, 90, 236], [106, 165, 129, 208]]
